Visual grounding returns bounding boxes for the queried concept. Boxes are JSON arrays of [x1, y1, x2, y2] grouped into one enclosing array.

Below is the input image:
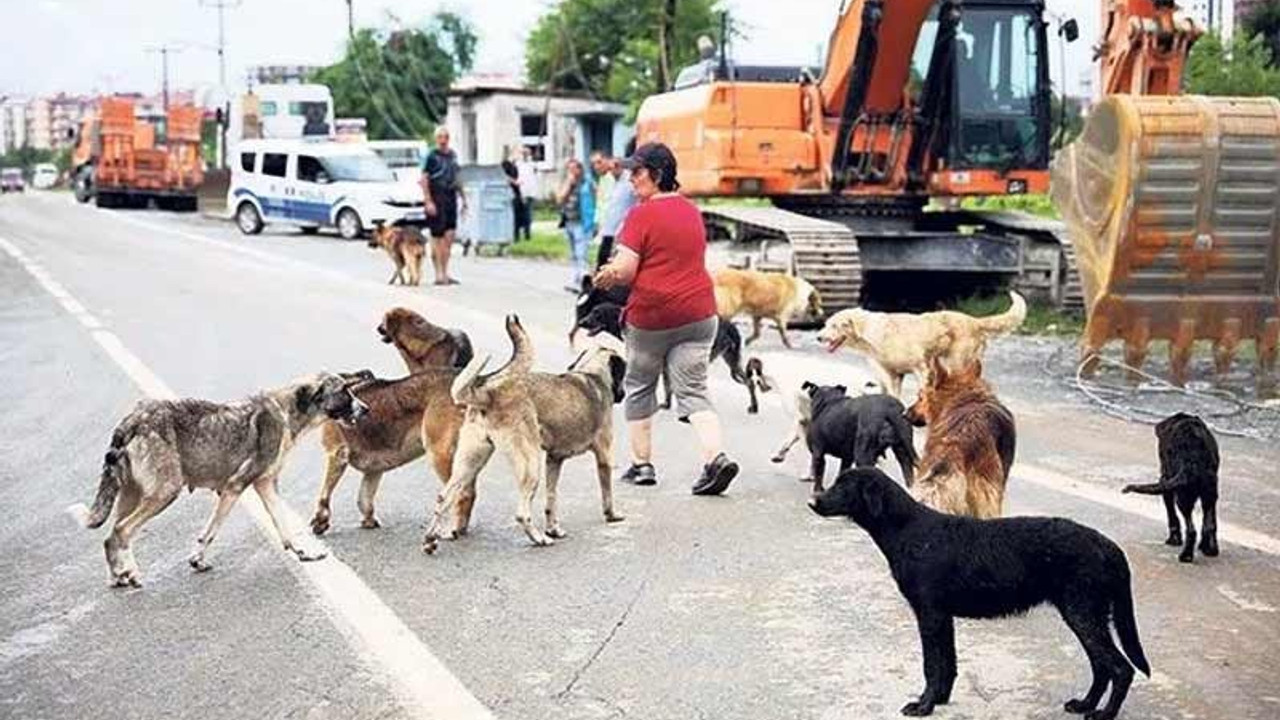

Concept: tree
[[313, 11, 476, 140], [1185, 31, 1280, 97], [1243, 0, 1280, 69], [0, 145, 56, 173], [525, 0, 720, 118]]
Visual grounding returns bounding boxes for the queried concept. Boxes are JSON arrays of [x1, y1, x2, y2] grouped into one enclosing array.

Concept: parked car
[[1, 167, 24, 193], [368, 140, 427, 183], [228, 139, 424, 239], [32, 163, 59, 190]]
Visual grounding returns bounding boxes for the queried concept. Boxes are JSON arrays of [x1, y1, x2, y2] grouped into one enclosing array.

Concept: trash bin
[[457, 165, 515, 256]]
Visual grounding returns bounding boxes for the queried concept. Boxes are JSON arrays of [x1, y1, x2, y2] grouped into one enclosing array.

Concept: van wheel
[[336, 208, 363, 240], [236, 202, 264, 235]]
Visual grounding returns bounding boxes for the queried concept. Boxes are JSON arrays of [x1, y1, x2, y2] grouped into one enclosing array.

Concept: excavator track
[[964, 210, 1085, 311], [702, 205, 863, 315]]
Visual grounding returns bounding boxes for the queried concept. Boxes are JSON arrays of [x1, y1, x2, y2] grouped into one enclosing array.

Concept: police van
[[228, 139, 424, 239]]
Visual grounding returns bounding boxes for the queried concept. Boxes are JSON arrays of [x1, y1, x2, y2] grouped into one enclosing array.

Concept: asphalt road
[[1, 191, 1278, 720]]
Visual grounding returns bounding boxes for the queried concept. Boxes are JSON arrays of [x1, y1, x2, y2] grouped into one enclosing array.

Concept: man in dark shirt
[[501, 148, 525, 243], [421, 125, 466, 285]]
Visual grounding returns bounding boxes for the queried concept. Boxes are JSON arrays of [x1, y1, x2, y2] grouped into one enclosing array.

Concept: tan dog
[[904, 356, 1016, 519], [368, 223, 426, 286], [816, 292, 1026, 398], [311, 309, 474, 536], [713, 268, 822, 348], [422, 316, 626, 553]]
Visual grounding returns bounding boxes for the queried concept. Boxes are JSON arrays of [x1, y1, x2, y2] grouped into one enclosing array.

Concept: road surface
[[1, 191, 1278, 720]]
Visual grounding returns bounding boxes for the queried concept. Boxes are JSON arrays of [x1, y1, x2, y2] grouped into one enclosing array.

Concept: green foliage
[[507, 227, 599, 261], [0, 145, 56, 173], [1243, 0, 1280, 68], [313, 11, 476, 141], [1051, 93, 1085, 147], [1185, 31, 1280, 97], [955, 294, 1082, 336], [525, 0, 720, 119], [959, 194, 1059, 219]]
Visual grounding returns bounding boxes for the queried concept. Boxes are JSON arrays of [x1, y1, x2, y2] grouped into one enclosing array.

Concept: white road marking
[[0, 234, 495, 720], [1217, 585, 1278, 613]]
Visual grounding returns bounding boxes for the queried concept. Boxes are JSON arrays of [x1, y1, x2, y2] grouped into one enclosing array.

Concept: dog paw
[[1120, 485, 1135, 494], [422, 539, 439, 555], [1064, 698, 1096, 714], [546, 526, 567, 539], [187, 556, 212, 573], [798, 476, 814, 484], [111, 570, 142, 589], [1164, 533, 1182, 547], [1200, 541, 1220, 557], [531, 535, 556, 547], [1084, 710, 1118, 720], [770, 454, 785, 464], [293, 546, 328, 563], [900, 700, 935, 717], [1178, 550, 1195, 563], [360, 517, 382, 530], [605, 512, 625, 523]]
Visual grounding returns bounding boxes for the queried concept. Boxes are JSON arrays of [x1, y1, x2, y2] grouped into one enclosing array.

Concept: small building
[[444, 74, 630, 199]]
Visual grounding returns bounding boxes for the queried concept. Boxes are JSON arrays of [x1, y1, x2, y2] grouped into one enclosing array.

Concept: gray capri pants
[[623, 316, 718, 421]]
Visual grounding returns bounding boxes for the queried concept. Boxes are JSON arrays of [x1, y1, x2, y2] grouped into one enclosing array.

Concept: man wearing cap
[[594, 142, 740, 496]]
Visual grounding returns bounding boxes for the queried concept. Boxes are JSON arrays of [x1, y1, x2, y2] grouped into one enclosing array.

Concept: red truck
[[70, 97, 204, 211]]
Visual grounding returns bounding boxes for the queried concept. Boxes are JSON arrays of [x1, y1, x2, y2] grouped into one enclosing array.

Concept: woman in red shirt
[[594, 143, 739, 496]]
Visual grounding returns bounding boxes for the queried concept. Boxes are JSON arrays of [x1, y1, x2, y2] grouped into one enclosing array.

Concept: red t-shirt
[[617, 195, 716, 330]]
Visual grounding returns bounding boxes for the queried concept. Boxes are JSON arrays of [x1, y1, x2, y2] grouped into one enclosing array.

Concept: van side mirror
[[1060, 18, 1079, 43], [316, 171, 331, 185]]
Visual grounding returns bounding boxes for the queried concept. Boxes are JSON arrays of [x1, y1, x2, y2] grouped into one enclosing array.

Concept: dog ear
[[927, 352, 948, 386], [341, 369, 376, 385], [294, 384, 315, 412], [608, 355, 628, 404], [802, 381, 817, 393], [450, 331, 475, 369], [835, 384, 847, 395]]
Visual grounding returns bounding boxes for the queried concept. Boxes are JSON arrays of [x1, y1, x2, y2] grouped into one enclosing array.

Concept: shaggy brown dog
[[311, 309, 474, 535], [713, 268, 822, 348], [905, 356, 1016, 519], [368, 223, 427, 286]]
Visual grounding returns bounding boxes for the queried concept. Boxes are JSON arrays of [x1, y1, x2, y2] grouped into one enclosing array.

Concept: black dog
[[574, 300, 766, 414], [1123, 413, 1220, 563], [811, 469, 1150, 720], [805, 383, 916, 491]]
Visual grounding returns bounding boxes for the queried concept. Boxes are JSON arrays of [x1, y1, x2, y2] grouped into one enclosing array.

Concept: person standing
[[515, 147, 537, 241], [421, 126, 466, 285], [593, 142, 740, 496], [556, 157, 595, 293], [501, 147, 524, 243], [593, 152, 637, 270], [590, 150, 616, 219]]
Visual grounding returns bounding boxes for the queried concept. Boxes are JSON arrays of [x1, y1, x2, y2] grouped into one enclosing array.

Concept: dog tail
[[888, 410, 919, 474], [502, 314, 535, 376], [450, 353, 492, 406], [1121, 471, 1187, 495], [976, 291, 1027, 337], [1112, 569, 1151, 677], [72, 436, 128, 529]]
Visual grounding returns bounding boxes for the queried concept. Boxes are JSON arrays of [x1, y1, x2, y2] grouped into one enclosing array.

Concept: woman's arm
[[594, 245, 639, 290]]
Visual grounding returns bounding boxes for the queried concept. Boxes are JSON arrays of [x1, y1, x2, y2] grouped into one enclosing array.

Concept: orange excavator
[[634, 0, 1280, 353]]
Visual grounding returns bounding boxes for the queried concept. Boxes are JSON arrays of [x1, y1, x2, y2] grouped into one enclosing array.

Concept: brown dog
[[310, 309, 474, 536], [905, 356, 1016, 519], [368, 223, 427, 286], [713, 268, 822, 348]]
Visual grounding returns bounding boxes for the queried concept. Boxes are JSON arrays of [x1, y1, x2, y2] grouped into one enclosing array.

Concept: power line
[[198, 0, 242, 88], [144, 44, 185, 110]]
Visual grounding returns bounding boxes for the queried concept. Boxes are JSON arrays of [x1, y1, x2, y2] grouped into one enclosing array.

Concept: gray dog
[[73, 372, 372, 588]]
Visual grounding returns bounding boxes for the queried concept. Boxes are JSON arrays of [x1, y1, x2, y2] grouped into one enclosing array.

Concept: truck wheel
[[73, 169, 94, 204], [336, 208, 363, 240], [236, 202, 264, 235]]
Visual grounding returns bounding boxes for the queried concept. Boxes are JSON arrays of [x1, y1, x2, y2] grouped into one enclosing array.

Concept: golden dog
[[368, 224, 426, 286], [817, 292, 1026, 397], [713, 268, 822, 348]]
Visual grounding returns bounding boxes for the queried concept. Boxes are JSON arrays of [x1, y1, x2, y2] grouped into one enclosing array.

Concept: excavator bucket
[[1051, 95, 1280, 391]]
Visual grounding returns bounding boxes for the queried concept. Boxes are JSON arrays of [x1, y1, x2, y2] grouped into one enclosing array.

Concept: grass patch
[[954, 293, 1083, 336], [507, 228, 599, 261], [958, 194, 1060, 219]]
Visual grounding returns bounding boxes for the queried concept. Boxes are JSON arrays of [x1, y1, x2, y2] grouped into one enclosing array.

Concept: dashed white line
[[0, 234, 495, 720]]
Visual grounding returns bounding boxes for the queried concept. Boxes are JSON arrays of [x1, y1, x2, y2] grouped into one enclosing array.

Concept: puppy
[[574, 301, 765, 413], [368, 223, 427, 286], [803, 383, 916, 490], [311, 309, 474, 536], [1123, 413, 1220, 563], [817, 292, 1026, 397], [423, 316, 626, 552], [905, 356, 1015, 519], [810, 468, 1150, 720], [73, 372, 371, 587], [713, 268, 823, 348]]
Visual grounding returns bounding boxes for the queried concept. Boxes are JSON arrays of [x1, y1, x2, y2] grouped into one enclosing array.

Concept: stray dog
[[423, 316, 627, 552], [72, 372, 371, 587], [1123, 413, 1220, 563], [810, 468, 1150, 720], [905, 356, 1015, 519], [312, 309, 474, 536], [713, 268, 823, 348], [574, 301, 767, 413], [804, 383, 916, 490], [573, 274, 630, 331], [817, 292, 1026, 397], [368, 223, 427, 286]]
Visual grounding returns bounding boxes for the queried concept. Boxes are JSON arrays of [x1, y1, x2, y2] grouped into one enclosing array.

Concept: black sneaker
[[620, 463, 657, 486], [692, 453, 739, 496]]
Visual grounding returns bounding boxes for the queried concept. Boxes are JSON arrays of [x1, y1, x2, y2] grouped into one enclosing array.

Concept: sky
[[1, 0, 1099, 101]]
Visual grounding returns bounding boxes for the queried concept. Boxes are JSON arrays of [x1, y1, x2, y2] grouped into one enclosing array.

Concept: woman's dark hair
[[627, 141, 681, 192]]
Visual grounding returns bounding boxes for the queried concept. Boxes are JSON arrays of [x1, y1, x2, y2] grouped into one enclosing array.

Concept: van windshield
[[321, 154, 395, 182]]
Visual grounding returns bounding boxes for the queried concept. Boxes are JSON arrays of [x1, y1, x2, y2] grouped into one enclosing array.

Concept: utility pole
[[145, 45, 184, 110], [347, 0, 355, 37], [199, 0, 241, 169]]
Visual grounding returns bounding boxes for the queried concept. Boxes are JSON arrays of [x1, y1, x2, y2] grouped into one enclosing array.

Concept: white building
[[0, 97, 29, 153], [1184, 0, 1236, 40], [445, 74, 630, 200]]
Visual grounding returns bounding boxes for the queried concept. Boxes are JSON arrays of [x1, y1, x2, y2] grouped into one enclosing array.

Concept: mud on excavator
[[635, 0, 1280, 392]]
